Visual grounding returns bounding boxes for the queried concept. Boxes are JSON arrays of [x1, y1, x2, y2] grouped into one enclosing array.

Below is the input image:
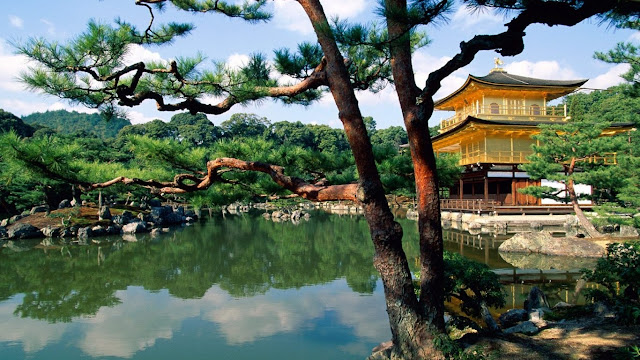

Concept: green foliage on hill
[[0, 109, 463, 216], [22, 110, 131, 138], [0, 109, 35, 137]]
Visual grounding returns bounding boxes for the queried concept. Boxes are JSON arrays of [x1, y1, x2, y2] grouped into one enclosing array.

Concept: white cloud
[[0, 39, 31, 92], [504, 60, 580, 80], [77, 288, 201, 358], [451, 5, 503, 30], [0, 296, 68, 354], [40, 19, 56, 36], [123, 44, 166, 65], [0, 98, 98, 117], [226, 53, 250, 70], [127, 110, 161, 124], [629, 32, 640, 43], [584, 63, 630, 90], [9, 15, 23, 28], [273, 0, 370, 34], [413, 51, 467, 100]]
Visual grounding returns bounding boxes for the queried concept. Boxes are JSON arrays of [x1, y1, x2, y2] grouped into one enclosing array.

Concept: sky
[[0, 0, 637, 129]]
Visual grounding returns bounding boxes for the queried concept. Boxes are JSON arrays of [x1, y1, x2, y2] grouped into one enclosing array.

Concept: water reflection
[[0, 212, 598, 359], [0, 212, 389, 359]]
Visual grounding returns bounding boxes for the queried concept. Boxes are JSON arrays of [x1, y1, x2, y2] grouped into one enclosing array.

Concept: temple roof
[[434, 70, 588, 110], [431, 116, 634, 141], [472, 70, 588, 88]]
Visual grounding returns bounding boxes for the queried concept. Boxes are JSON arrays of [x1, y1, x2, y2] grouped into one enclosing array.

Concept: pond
[[0, 211, 592, 359]]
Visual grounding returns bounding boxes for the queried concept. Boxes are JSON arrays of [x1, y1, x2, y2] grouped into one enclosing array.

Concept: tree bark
[[298, 1, 440, 358], [383, 0, 447, 356], [567, 158, 602, 238]]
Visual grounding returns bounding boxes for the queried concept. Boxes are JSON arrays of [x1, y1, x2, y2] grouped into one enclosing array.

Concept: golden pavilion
[[432, 62, 632, 211]]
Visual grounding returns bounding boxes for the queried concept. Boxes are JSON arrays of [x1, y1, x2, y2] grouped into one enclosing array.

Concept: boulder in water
[[498, 231, 605, 258]]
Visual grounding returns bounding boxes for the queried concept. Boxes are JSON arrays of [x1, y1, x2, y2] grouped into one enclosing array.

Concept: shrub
[[582, 241, 640, 324]]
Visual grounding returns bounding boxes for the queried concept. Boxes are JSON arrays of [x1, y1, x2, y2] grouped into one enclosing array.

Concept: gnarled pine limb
[[82, 157, 359, 202]]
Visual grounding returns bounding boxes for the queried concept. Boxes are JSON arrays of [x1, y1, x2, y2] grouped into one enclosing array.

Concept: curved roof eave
[[434, 72, 588, 109], [431, 116, 634, 142]]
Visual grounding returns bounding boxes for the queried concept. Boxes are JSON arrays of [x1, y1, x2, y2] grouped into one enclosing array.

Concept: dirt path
[[467, 317, 640, 360]]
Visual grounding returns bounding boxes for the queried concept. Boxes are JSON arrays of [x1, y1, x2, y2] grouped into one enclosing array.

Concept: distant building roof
[[434, 69, 588, 110]]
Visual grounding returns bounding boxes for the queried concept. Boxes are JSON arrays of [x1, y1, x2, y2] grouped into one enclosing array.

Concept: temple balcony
[[439, 105, 568, 133], [453, 149, 617, 167], [458, 150, 533, 166]]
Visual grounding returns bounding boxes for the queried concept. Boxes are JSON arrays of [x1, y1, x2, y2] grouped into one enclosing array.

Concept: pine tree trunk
[[567, 178, 602, 238], [299, 1, 446, 358], [567, 159, 601, 238]]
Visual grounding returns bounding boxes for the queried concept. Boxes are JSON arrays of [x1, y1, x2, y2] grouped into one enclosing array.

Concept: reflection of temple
[[432, 64, 632, 212]]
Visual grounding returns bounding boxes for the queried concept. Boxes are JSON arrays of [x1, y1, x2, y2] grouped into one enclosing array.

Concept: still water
[[0, 211, 590, 359]]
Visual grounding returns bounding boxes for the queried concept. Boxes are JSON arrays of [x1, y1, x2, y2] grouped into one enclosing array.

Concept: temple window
[[529, 104, 541, 115]]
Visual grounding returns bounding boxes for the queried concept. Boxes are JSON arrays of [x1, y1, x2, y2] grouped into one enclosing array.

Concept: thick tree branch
[[82, 157, 358, 202], [420, 0, 640, 102]]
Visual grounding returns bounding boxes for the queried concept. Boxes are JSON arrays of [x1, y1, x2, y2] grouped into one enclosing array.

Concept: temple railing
[[439, 105, 568, 132]]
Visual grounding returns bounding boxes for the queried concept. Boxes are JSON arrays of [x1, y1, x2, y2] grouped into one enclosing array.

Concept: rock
[[41, 225, 61, 238], [499, 308, 528, 329], [91, 225, 107, 237], [184, 210, 197, 219], [529, 309, 548, 327], [150, 228, 162, 237], [262, 212, 271, 219], [105, 225, 121, 235], [498, 251, 598, 270], [148, 199, 162, 207], [122, 221, 147, 234], [0, 218, 8, 227], [524, 287, 550, 313], [552, 302, 573, 309], [0, 226, 7, 239], [77, 227, 93, 239], [8, 223, 42, 239], [70, 198, 78, 207], [9, 214, 25, 224], [503, 321, 540, 335], [59, 228, 74, 238], [271, 211, 283, 219], [498, 231, 605, 258], [164, 212, 184, 225], [185, 217, 194, 223], [368, 341, 393, 360], [58, 199, 71, 209], [291, 210, 302, 221], [599, 224, 616, 233], [174, 206, 184, 216], [618, 225, 639, 237], [98, 206, 112, 220]]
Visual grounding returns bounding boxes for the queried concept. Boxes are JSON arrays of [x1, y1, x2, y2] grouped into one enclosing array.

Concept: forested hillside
[[23, 110, 131, 138], [0, 109, 35, 137], [0, 108, 462, 217]]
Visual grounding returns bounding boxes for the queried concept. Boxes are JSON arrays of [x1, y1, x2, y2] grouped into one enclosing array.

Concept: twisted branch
[[82, 157, 359, 202]]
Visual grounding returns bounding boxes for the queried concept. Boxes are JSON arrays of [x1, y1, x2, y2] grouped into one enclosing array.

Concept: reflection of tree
[[0, 212, 385, 322]]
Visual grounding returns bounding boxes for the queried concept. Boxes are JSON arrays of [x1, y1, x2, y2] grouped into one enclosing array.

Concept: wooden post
[[459, 178, 463, 200], [511, 165, 517, 206], [484, 167, 489, 202]]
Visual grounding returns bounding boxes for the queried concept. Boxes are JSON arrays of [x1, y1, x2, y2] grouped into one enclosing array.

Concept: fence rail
[[440, 199, 498, 212]]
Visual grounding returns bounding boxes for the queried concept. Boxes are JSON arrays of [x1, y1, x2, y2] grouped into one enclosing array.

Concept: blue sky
[[0, 0, 637, 129]]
